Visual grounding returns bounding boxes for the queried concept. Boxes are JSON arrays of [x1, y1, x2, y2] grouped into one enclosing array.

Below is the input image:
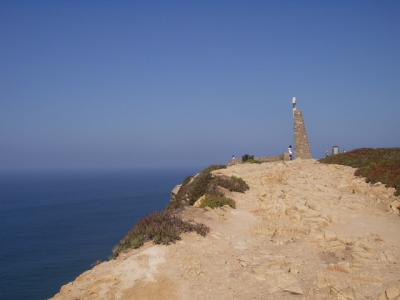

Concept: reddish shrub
[[320, 148, 400, 195]]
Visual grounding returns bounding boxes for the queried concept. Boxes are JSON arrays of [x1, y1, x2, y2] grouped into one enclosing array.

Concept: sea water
[[0, 169, 194, 300]]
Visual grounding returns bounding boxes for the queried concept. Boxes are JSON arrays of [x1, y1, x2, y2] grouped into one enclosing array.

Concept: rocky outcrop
[[170, 184, 182, 204], [390, 200, 400, 215], [52, 160, 400, 300]]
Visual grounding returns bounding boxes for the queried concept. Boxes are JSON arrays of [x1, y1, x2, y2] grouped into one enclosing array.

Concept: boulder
[[171, 184, 182, 196], [386, 287, 400, 299], [193, 195, 206, 208], [389, 200, 400, 215], [324, 230, 337, 241]]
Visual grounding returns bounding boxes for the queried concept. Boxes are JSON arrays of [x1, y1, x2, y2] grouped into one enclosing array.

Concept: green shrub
[[242, 154, 254, 162], [247, 159, 262, 164], [168, 164, 249, 209], [241, 154, 261, 164], [214, 176, 250, 192], [112, 211, 209, 257], [168, 172, 212, 209], [320, 148, 400, 196], [200, 195, 236, 209], [168, 165, 226, 209], [186, 172, 213, 205]]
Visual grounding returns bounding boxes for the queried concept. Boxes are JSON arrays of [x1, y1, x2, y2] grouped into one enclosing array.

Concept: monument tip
[[292, 97, 297, 112]]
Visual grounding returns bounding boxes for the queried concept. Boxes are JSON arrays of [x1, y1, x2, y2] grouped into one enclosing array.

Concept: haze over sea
[[1, 2, 399, 299], [0, 168, 195, 300]]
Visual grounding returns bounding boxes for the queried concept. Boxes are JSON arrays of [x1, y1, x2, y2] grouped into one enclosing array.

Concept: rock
[[389, 200, 400, 215], [305, 201, 318, 210], [337, 287, 355, 300], [386, 287, 400, 299], [278, 274, 304, 295], [324, 230, 337, 241], [193, 195, 206, 208], [238, 259, 248, 267], [378, 292, 388, 300], [316, 273, 330, 289], [327, 262, 352, 273], [171, 184, 182, 196], [283, 286, 303, 295], [311, 229, 325, 241]]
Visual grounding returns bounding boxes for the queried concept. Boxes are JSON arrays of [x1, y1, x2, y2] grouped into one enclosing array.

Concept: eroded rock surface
[[52, 160, 400, 300]]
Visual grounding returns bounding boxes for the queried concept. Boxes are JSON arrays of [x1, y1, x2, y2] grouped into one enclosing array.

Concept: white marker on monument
[[292, 96, 297, 115]]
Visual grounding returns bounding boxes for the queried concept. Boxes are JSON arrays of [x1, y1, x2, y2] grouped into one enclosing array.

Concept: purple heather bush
[[320, 148, 400, 196], [112, 211, 209, 257]]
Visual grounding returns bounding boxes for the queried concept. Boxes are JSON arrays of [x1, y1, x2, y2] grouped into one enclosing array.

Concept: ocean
[[0, 168, 195, 300]]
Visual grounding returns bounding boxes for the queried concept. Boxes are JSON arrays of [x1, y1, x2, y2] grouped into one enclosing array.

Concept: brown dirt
[[52, 160, 400, 300]]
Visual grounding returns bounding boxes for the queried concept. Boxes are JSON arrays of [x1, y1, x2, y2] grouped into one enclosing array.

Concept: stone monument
[[292, 97, 313, 159]]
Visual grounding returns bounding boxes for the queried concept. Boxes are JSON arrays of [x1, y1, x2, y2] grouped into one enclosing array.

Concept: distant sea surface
[[0, 168, 195, 300]]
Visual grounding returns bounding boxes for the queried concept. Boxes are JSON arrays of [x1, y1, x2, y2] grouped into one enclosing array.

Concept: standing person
[[288, 145, 293, 160], [232, 155, 236, 161]]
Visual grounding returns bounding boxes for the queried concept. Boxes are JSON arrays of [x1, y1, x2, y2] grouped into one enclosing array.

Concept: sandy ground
[[52, 160, 400, 300]]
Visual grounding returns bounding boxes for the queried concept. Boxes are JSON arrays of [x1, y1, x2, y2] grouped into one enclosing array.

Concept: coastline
[[52, 160, 400, 299]]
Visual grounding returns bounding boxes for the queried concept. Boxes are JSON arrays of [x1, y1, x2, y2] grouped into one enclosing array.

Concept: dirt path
[[52, 160, 400, 300]]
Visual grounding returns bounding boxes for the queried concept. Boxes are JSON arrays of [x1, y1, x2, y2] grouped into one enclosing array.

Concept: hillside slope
[[320, 148, 400, 196], [53, 160, 400, 300]]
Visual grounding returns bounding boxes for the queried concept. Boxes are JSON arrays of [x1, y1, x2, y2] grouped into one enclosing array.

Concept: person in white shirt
[[288, 145, 293, 160]]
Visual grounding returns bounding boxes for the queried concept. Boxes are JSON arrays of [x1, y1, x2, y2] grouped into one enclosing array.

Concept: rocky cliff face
[[52, 160, 400, 300]]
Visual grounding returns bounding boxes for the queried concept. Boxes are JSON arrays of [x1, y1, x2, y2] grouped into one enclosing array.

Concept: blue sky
[[1, 1, 399, 170]]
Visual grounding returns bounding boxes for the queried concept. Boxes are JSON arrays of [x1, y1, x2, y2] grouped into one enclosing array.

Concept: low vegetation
[[213, 175, 249, 192], [200, 195, 236, 209], [169, 171, 214, 209], [168, 164, 249, 209], [320, 148, 400, 196], [112, 164, 247, 255], [241, 154, 261, 164], [112, 211, 209, 257]]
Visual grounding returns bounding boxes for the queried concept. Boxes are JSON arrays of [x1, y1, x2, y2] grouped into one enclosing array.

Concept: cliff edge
[[52, 160, 400, 299]]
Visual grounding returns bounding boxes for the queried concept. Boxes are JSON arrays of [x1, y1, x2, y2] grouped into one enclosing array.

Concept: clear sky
[[1, 1, 399, 170]]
